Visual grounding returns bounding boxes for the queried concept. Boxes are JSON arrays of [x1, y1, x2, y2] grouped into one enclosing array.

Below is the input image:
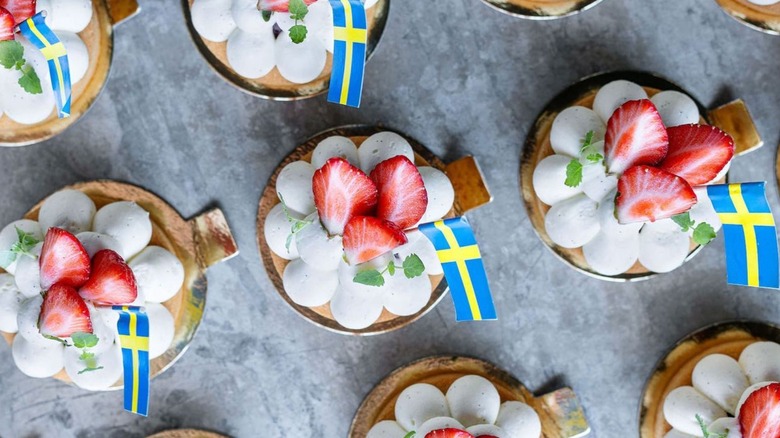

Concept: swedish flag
[[707, 182, 779, 289], [327, 0, 367, 108], [17, 12, 71, 118], [113, 306, 151, 416], [419, 217, 496, 321]]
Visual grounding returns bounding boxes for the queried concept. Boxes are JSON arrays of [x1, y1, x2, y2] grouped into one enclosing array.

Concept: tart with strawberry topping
[[0, 184, 205, 390], [523, 72, 761, 280], [640, 322, 780, 438], [186, 0, 388, 98], [259, 126, 491, 334], [715, 0, 780, 35]]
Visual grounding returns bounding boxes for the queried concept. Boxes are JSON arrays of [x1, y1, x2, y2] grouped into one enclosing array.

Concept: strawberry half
[[615, 165, 696, 224], [425, 429, 475, 438], [739, 383, 780, 438], [79, 249, 138, 305], [659, 124, 734, 186], [0, 0, 36, 25], [39, 227, 91, 290], [257, 0, 316, 12], [370, 156, 429, 229], [312, 157, 378, 235], [604, 99, 669, 175], [38, 283, 92, 338], [0, 7, 14, 41], [342, 216, 407, 265]]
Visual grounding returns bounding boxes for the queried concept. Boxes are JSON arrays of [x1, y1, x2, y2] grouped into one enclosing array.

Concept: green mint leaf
[[18, 65, 42, 95], [579, 130, 594, 153], [402, 254, 425, 279], [586, 152, 603, 163], [0, 41, 24, 70], [693, 222, 717, 246], [403, 432, 416, 438], [353, 270, 385, 287], [78, 366, 104, 375], [387, 262, 396, 276], [0, 250, 17, 269], [288, 0, 309, 20], [671, 212, 695, 232], [71, 332, 99, 349], [14, 227, 40, 255], [262, 10, 273, 22], [289, 24, 308, 44], [564, 159, 583, 187]]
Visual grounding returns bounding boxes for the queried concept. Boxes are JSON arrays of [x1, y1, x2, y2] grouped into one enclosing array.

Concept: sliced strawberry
[[38, 283, 92, 338], [39, 227, 91, 290], [615, 165, 696, 224], [257, 0, 316, 12], [370, 156, 428, 229], [342, 216, 407, 265], [425, 429, 475, 438], [0, 7, 14, 41], [0, 0, 36, 25], [78, 249, 138, 305], [604, 99, 669, 175], [659, 124, 734, 186], [312, 157, 378, 235], [739, 383, 780, 438]]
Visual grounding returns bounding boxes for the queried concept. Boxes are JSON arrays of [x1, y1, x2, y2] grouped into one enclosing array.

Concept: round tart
[[520, 71, 762, 282], [257, 125, 491, 335], [715, 0, 780, 35], [640, 321, 780, 438], [183, 0, 389, 100], [351, 355, 590, 438], [479, 0, 604, 19], [0, 0, 139, 147], [0, 180, 238, 389]]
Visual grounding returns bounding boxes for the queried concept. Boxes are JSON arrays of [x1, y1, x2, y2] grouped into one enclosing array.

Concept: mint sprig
[[564, 131, 602, 188], [0, 227, 40, 269], [71, 332, 104, 374], [696, 414, 728, 438], [403, 432, 416, 438], [353, 254, 426, 287], [0, 41, 42, 94], [278, 194, 313, 252], [288, 0, 309, 44], [672, 212, 717, 246]]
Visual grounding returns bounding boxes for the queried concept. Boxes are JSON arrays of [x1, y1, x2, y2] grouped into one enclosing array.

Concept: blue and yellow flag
[[707, 182, 779, 289], [113, 306, 151, 416], [17, 12, 71, 118], [419, 217, 497, 321], [327, 0, 367, 108]]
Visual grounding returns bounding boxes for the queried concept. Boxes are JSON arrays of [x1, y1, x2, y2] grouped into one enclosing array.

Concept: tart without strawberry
[[531, 80, 732, 276], [264, 131, 455, 330], [0, 189, 185, 390], [662, 340, 780, 438], [366, 375, 542, 438]]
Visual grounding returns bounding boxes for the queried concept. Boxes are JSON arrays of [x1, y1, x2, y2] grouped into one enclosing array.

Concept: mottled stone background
[[1, 0, 779, 437]]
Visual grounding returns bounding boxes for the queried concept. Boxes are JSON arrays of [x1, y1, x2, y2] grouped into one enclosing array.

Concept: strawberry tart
[[367, 374, 542, 438], [529, 78, 732, 278], [262, 131, 455, 331], [661, 340, 780, 438], [0, 189, 184, 390], [188, 0, 384, 95], [0, 0, 94, 126]]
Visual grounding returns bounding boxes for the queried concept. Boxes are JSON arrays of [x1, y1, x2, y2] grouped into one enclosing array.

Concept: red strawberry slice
[[38, 283, 92, 338], [659, 124, 734, 186], [79, 249, 138, 305], [257, 0, 316, 12], [0, 0, 36, 25], [342, 216, 407, 265], [312, 157, 378, 235], [615, 165, 697, 224], [604, 99, 669, 175], [739, 382, 780, 438], [0, 7, 15, 41], [370, 156, 428, 229], [39, 227, 91, 290], [425, 429, 475, 438]]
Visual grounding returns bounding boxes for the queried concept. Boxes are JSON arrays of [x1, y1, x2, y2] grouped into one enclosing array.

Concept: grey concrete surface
[[1, 0, 779, 436]]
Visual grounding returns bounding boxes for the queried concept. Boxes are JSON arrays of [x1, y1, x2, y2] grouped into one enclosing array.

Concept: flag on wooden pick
[[113, 305, 151, 416], [419, 217, 496, 321], [707, 182, 779, 289], [327, 0, 367, 108]]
